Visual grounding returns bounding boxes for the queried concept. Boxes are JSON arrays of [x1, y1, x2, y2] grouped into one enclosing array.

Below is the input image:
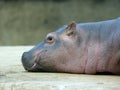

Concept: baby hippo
[[22, 18, 120, 74]]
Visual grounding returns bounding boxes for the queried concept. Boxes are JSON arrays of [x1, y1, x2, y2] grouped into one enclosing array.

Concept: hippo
[[22, 17, 120, 74]]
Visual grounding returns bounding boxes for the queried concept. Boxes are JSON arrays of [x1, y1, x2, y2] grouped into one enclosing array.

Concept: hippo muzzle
[[22, 52, 35, 71], [22, 51, 43, 72]]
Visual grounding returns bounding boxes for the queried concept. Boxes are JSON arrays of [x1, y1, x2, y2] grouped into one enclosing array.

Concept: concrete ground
[[0, 46, 120, 90]]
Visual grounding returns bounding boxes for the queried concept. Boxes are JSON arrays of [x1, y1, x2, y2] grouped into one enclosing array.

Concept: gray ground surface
[[0, 46, 120, 90]]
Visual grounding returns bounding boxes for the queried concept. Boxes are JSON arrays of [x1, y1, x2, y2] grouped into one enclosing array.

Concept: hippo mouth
[[22, 50, 57, 72], [27, 61, 56, 72], [27, 62, 43, 72], [22, 49, 48, 72], [26, 56, 48, 72]]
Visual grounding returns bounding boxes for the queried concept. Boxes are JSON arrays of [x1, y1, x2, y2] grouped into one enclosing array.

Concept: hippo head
[[22, 22, 81, 73]]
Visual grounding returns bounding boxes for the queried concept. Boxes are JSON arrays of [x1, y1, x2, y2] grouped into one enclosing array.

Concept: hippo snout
[[22, 52, 35, 71]]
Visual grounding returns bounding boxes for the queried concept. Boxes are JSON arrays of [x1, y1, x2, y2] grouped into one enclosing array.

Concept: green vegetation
[[0, 0, 120, 45]]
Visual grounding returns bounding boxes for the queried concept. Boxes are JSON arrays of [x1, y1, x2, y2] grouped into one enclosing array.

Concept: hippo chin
[[22, 18, 120, 74]]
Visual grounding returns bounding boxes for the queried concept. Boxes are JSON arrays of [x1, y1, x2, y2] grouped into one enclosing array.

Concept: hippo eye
[[47, 36, 53, 41], [46, 36, 54, 44]]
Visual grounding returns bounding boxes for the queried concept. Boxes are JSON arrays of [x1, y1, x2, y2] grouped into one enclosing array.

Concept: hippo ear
[[66, 21, 76, 36]]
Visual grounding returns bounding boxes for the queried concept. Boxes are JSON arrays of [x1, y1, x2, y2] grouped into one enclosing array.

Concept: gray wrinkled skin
[[22, 18, 120, 74]]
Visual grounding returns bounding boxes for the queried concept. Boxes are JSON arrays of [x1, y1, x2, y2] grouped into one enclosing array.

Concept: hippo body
[[22, 18, 120, 74]]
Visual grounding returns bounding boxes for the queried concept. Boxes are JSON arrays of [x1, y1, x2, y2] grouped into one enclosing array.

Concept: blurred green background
[[0, 0, 120, 45]]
